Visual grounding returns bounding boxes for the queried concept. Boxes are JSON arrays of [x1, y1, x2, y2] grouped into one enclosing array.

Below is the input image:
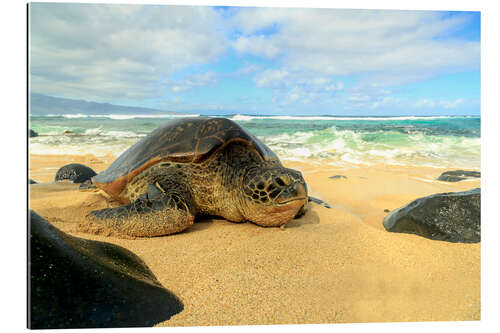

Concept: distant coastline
[[29, 93, 182, 116], [29, 93, 480, 118]]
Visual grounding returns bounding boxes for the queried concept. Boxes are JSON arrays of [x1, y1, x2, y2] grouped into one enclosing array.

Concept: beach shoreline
[[28, 153, 481, 325]]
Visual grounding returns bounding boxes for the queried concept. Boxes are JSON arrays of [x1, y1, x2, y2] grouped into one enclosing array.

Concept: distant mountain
[[29, 93, 184, 115]]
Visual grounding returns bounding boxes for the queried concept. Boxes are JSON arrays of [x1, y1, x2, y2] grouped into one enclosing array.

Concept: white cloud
[[440, 98, 465, 109], [28, 4, 478, 114], [234, 35, 280, 58], [369, 96, 401, 109], [229, 7, 289, 35], [29, 3, 227, 101], [254, 69, 344, 105], [230, 8, 478, 110], [414, 99, 436, 108], [346, 90, 401, 110], [255, 70, 344, 92], [171, 72, 217, 92], [413, 98, 465, 109], [234, 63, 263, 76], [231, 8, 479, 85], [349, 94, 371, 102], [255, 69, 289, 88], [325, 82, 344, 92]]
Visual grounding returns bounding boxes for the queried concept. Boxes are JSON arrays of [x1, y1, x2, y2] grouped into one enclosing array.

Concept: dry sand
[[28, 154, 481, 325]]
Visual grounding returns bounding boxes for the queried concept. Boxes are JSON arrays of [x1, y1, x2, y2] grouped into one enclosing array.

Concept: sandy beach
[[28, 153, 481, 325]]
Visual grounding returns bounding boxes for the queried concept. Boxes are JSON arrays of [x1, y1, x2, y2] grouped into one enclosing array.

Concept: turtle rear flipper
[[295, 196, 330, 218], [84, 183, 195, 237]]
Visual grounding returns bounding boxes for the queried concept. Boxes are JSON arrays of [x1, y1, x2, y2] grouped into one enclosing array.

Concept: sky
[[28, 3, 481, 116]]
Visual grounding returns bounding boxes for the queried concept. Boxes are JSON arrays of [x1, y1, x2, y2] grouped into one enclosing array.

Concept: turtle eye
[[275, 175, 291, 187]]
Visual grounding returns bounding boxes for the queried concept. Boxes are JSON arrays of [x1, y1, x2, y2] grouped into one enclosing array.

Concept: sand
[[28, 154, 481, 325]]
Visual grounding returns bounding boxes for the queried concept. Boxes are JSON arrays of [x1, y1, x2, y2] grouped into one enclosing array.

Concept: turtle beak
[[275, 181, 308, 205]]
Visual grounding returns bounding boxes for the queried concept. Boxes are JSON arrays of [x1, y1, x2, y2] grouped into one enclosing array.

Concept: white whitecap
[[84, 127, 103, 135], [62, 114, 88, 118]]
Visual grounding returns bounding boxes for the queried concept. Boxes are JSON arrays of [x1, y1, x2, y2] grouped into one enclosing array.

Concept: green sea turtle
[[86, 117, 310, 237]]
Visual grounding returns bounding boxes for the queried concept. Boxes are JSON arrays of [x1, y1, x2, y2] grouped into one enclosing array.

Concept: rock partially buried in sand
[[55, 163, 97, 183], [29, 129, 38, 137], [28, 210, 183, 329], [29, 178, 38, 184], [437, 170, 480, 182], [382, 188, 480, 243], [329, 175, 347, 180]]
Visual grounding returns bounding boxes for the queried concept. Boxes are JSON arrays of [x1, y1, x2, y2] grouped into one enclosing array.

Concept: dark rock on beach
[[437, 170, 480, 182], [29, 178, 38, 184], [55, 163, 97, 183], [29, 129, 38, 137], [329, 175, 347, 180], [28, 210, 183, 329], [383, 188, 480, 243]]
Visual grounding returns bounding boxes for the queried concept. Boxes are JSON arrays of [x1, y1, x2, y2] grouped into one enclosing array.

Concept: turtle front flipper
[[84, 183, 196, 237], [78, 179, 97, 190], [308, 196, 331, 209]]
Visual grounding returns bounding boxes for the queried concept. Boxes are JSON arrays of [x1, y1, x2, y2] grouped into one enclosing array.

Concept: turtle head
[[241, 166, 308, 227]]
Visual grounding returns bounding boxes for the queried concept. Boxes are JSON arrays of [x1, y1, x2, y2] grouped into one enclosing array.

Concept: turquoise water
[[29, 114, 480, 169]]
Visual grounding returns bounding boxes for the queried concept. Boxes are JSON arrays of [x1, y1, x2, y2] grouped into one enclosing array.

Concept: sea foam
[[29, 114, 480, 169], [231, 114, 474, 122]]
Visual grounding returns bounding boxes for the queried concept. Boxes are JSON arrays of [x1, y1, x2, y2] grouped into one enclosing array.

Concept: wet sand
[[28, 154, 480, 325]]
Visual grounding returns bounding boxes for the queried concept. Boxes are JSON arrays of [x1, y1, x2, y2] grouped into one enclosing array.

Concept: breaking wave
[[230, 114, 473, 122], [29, 114, 480, 168]]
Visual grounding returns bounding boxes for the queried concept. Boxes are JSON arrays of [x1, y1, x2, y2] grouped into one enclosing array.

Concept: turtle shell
[[92, 117, 280, 198]]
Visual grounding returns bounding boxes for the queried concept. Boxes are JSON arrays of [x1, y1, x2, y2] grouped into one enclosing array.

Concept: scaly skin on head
[[238, 165, 308, 227], [207, 141, 308, 227]]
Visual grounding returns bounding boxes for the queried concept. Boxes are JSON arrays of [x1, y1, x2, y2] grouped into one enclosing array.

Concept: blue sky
[[29, 4, 480, 115]]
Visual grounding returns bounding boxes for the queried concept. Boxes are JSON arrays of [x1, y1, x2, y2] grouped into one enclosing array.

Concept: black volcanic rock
[[29, 129, 38, 137], [382, 188, 480, 243], [29, 179, 38, 184], [437, 170, 480, 182], [55, 163, 97, 183], [28, 210, 183, 329], [329, 175, 347, 180]]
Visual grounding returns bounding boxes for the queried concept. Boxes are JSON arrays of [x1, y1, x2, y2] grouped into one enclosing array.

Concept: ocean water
[[29, 114, 481, 169]]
